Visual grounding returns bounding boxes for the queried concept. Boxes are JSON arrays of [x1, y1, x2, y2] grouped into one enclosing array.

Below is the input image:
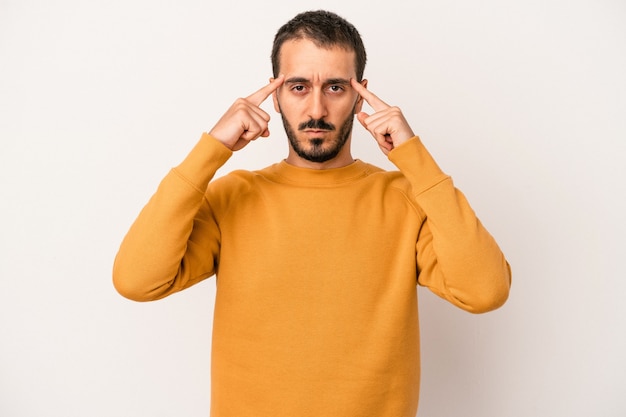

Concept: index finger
[[350, 78, 389, 111], [247, 74, 285, 106]]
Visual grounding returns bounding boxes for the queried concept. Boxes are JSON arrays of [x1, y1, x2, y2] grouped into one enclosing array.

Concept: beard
[[279, 105, 356, 164]]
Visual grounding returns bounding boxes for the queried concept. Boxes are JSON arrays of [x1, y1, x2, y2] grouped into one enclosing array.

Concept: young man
[[113, 10, 511, 417]]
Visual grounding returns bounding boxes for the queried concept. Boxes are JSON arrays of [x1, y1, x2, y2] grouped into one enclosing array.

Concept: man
[[113, 10, 511, 417]]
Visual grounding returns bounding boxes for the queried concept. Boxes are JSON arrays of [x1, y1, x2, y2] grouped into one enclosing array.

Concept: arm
[[113, 77, 285, 301], [389, 137, 511, 313], [351, 79, 511, 313], [112, 134, 232, 301]]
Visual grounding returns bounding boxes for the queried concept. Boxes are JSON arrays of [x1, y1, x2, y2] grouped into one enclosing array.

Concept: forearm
[[389, 137, 511, 313], [112, 133, 232, 301], [415, 180, 511, 313]]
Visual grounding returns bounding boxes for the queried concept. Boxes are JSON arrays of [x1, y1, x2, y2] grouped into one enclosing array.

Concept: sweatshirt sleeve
[[388, 136, 511, 313], [112, 133, 233, 301]]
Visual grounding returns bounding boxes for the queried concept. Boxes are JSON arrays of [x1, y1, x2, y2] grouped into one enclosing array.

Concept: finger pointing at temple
[[351, 78, 415, 155], [209, 75, 285, 151], [247, 74, 285, 107], [351, 79, 390, 111]]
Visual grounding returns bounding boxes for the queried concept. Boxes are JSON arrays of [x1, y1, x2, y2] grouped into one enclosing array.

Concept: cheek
[[278, 97, 306, 122], [276, 92, 295, 113], [332, 98, 359, 119]]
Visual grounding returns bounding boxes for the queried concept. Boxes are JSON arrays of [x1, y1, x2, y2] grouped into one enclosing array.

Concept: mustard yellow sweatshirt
[[113, 133, 511, 417]]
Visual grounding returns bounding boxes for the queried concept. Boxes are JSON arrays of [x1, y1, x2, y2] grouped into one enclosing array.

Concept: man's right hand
[[209, 75, 285, 151]]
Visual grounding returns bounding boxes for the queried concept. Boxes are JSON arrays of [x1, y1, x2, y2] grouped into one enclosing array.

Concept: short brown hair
[[271, 10, 367, 81]]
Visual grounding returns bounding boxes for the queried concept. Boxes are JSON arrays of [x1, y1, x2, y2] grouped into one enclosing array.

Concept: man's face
[[273, 38, 365, 166]]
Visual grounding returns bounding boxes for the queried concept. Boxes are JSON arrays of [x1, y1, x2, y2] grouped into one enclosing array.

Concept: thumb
[[356, 111, 369, 128]]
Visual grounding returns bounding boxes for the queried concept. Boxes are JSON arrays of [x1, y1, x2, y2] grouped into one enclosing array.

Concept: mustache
[[298, 118, 335, 131]]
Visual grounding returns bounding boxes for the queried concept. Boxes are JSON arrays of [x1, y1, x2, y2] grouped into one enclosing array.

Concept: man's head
[[271, 10, 367, 82], [271, 11, 368, 167]]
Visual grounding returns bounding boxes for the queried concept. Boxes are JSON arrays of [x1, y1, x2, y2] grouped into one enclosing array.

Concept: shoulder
[[358, 161, 423, 213], [205, 163, 282, 206], [359, 161, 413, 191], [208, 167, 266, 193], [204, 169, 254, 211]]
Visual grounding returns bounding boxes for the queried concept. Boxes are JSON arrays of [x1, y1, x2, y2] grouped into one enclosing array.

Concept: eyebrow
[[285, 77, 351, 86]]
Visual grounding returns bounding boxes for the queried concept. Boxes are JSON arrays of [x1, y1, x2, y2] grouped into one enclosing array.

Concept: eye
[[291, 85, 307, 94], [328, 85, 344, 93]]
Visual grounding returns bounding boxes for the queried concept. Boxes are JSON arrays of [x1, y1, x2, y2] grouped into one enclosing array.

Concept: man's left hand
[[351, 79, 415, 155]]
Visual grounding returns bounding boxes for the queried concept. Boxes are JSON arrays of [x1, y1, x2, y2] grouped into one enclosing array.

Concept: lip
[[303, 129, 331, 134]]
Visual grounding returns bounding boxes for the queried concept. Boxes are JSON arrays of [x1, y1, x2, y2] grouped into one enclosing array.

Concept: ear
[[354, 79, 368, 114], [271, 77, 281, 113]]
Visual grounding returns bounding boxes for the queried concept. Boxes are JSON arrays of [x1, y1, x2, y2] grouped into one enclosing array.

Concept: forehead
[[278, 38, 357, 79]]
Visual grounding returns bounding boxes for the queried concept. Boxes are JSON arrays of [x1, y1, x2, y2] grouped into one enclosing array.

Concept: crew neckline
[[262, 159, 373, 186]]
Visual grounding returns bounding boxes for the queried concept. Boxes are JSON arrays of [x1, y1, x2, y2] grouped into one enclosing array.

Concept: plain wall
[[1, 0, 624, 416]]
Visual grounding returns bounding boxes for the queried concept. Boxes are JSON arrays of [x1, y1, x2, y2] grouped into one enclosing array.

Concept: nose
[[307, 89, 328, 120]]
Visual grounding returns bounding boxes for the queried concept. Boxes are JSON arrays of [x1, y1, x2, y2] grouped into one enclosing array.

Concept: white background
[[1, 0, 624, 416]]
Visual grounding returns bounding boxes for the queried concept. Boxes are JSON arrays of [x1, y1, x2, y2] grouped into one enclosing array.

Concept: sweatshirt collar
[[264, 159, 372, 186]]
